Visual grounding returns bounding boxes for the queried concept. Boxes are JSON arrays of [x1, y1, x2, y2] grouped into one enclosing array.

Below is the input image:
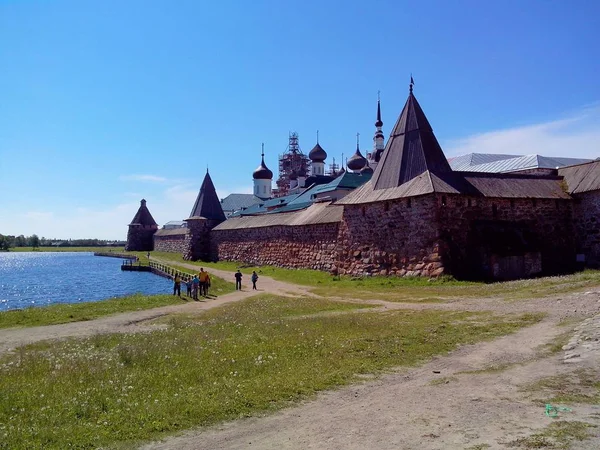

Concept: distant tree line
[[0, 234, 125, 251]]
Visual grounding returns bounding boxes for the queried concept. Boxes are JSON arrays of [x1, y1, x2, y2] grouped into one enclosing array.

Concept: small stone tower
[[184, 170, 226, 261], [125, 199, 158, 251]]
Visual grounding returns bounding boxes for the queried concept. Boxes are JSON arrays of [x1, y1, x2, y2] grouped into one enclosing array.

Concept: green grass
[[136, 251, 600, 302], [508, 421, 596, 449], [0, 294, 190, 329], [525, 369, 600, 405], [0, 295, 542, 449], [9, 247, 125, 252]]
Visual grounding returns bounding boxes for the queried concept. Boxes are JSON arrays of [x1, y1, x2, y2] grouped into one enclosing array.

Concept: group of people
[[234, 270, 259, 290], [173, 268, 261, 298], [172, 268, 212, 301]]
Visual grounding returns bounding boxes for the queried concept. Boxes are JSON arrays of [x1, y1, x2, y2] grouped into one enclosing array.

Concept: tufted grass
[[0, 294, 186, 329], [137, 251, 600, 302], [0, 295, 542, 449]]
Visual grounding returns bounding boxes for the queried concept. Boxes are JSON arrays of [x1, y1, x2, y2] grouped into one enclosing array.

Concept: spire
[[375, 91, 383, 128], [410, 74, 414, 93], [371, 80, 451, 190], [316, 130, 319, 144], [189, 171, 226, 221]]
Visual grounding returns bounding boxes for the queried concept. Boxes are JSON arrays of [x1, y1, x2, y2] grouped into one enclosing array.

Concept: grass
[[0, 294, 190, 329], [508, 421, 597, 449], [135, 251, 600, 302], [0, 295, 542, 449], [525, 369, 600, 405]]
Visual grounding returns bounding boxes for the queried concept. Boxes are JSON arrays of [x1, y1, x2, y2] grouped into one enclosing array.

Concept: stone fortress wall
[[212, 222, 339, 272]]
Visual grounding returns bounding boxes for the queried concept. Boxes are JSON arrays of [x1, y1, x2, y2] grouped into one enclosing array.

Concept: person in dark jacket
[[251, 271, 258, 290], [234, 270, 243, 290]]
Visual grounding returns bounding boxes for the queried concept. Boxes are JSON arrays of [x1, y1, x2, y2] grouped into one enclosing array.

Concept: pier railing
[[149, 261, 197, 281]]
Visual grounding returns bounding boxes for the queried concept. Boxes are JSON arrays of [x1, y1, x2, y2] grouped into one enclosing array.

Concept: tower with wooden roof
[[183, 170, 227, 261], [125, 199, 158, 251]]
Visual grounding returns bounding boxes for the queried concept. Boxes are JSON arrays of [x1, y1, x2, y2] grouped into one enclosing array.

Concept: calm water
[[0, 252, 172, 311]]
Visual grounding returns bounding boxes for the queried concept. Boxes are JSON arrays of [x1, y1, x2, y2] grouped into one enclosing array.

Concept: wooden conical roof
[[189, 171, 226, 222], [371, 90, 451, 190], [129, 199, 157, 226]]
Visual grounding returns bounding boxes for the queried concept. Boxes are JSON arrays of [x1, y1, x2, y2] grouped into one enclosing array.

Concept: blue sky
[[1, 0, 599, 239]]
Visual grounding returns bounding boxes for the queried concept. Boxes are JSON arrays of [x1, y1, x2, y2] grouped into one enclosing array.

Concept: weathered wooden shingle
[[129, 199, 158, 226], [189, 171, 226, 222], [371, 90, 451, 190], [558, 161, 600, 194]]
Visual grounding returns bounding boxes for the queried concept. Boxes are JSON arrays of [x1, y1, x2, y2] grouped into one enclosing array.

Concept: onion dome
[[347, 149, 367, 171], [309, 142, 327, 162], [360, 162, 374, 175], [252, 146, 273, 180]]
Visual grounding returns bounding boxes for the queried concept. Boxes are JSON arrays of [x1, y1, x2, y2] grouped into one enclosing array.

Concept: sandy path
[[0, 263, 312, 355], [2, 261, 600, 448]]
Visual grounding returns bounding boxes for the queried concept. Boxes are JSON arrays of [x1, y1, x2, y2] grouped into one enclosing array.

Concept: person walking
[[199, 268, 209, 297], [191, 274, 200, 300], [251, 271, 258, 290], [173, 273, 181, 297], [234, 270, 243, 290], [204, 272, 211, 296]]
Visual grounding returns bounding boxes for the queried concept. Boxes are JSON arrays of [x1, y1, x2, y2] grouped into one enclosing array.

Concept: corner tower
[[125, 199, 158, 251], [184, 170, 226, 261]]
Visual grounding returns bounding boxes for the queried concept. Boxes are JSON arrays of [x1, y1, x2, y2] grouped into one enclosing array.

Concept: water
[[0, 252, 172, 311]]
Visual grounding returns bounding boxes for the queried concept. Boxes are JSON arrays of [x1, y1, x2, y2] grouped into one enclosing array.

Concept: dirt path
[[2, 264, 600, 449], [0, 264, 312, 355]]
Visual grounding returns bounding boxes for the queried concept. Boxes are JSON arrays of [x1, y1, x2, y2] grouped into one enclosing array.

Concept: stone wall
[[154, 234, 187, 253], [337, 195, 443, 277], [437, 194, 575, 279], [125, 225, 157, 251], [572, 191, 600, 267], [212, 223, 339, 271], [337, 193, 575, 280]]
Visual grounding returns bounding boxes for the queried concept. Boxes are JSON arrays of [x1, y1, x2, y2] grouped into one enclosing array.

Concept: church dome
[[347, 149, 367, 171], [253, 157, 273, 180], [309, 143, 327, 162], [360, 163, 374, 175]]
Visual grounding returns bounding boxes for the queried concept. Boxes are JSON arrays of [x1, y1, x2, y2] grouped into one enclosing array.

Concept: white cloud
[[444, 105, 600, 159]]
